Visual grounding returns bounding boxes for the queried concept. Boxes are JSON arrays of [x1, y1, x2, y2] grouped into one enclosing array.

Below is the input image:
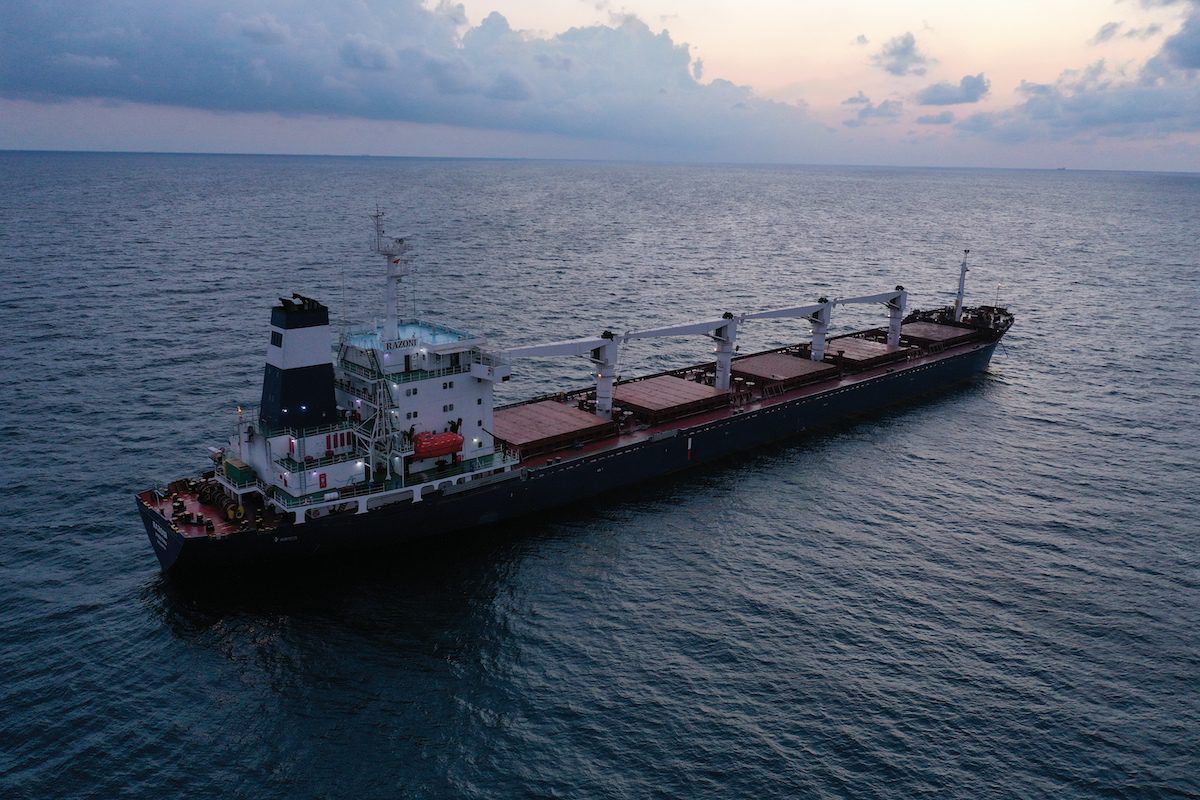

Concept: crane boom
[[623, 316, 738, 390], [623, 317, 735, 341], [836, 290, 904, 307], [742, 300, 833, 361], [500, 335, 619, 418], [501, 337, 611, 360], [742, 302, 829, 322]]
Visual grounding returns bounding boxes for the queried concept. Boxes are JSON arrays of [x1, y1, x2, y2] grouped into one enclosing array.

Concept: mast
[[954, 249, 969, 322], [371, 209, 411, 338]]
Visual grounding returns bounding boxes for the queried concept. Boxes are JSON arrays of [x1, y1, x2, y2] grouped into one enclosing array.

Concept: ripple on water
[[0, 155, 1198, 799]]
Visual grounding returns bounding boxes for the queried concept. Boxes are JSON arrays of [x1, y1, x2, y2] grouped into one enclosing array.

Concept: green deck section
[[223, 459, 256, 485]]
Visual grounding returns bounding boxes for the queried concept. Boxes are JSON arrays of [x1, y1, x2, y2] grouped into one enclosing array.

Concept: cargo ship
[[136, 214, 1013, 573]]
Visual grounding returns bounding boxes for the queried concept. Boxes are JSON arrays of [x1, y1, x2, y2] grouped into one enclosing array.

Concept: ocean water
[[1, 152, 1197, 799]]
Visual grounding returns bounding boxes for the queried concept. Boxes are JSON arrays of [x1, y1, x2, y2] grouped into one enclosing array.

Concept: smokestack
[[259, 294, 337, 430]]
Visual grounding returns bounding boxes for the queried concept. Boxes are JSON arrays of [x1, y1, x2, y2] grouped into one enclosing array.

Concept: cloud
[[854, 34, 869, 46], [57, 53, 120, 69], [871, 32, 932, 76], [954, 2, 1200, 144], [917, 111, 954, 125], [1091, 20, 1165, 44], [1164, 7, 1200, 67], [0, 0, 820, 158], [916, 73, 990, 105], [1127, 23, 1165, 39], [434, 0, 468, 28], [1090, 22, 1123, 44], [843, 97, 903, 127], [959, 61, 1200, 142], [339, 35, 397, 71], [218, 12, 292, 45]]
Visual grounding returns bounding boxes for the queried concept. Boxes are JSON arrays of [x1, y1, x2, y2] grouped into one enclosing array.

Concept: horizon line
[[3, 147, 1197, 176]]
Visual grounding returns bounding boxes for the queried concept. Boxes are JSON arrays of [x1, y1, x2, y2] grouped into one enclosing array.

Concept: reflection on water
[[2, 154, 1197, 799]]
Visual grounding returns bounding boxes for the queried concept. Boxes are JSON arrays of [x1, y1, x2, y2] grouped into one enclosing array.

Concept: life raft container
[[413, 431, 464, 459]]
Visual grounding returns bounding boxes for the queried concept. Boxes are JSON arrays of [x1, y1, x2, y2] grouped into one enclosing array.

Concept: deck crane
[[742, 299, 834, 360], [833, 287, 908, 346], [741, 287, 907, 361], [500, 334, 620, 418], [623, 314, 739, 390], [495, 289, 907, 421]]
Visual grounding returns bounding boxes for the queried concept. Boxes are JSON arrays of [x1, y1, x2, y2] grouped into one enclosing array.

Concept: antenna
[[371, 208, 414, 337]]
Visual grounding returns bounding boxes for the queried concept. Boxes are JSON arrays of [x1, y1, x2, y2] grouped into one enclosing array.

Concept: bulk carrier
[[136, 214, 1013, 573]]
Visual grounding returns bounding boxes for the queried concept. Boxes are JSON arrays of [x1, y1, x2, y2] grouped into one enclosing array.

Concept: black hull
[[140, 342, 999, 573]]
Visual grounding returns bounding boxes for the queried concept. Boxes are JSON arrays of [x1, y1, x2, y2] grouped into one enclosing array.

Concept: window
[[270, 331, 283, 347], [476, 398, 482, 405], [477, 420, 482, 427], [442, 382, 447, 389], [448, 381, 454, 389], [442, 403, 455, 412]]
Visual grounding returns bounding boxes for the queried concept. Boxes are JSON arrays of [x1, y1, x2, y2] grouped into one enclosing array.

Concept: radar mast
[[371, 208, 413, 337]]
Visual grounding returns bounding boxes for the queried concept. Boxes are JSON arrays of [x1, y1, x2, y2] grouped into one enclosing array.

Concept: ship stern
[[135, 492, 187, 572]]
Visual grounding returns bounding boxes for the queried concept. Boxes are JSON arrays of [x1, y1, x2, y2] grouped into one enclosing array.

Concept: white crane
[[834, 288, 908, 347], [743, 300, 834, 361], [623, 315, 739, 390], [500, 335, 620, 418], [494, 287, 907, 420]]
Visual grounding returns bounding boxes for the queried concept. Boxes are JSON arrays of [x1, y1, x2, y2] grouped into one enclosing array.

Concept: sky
[[2, 0, 1199, 170]]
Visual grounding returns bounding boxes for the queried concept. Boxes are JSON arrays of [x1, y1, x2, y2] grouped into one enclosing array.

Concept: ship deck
[[515, 331, 994, 470], [900, 320, 978, 348], [731, 352, 837, 389], [493, 399, 618, 456], [138, 483, 280, 539], [613, 375, 728, 424]]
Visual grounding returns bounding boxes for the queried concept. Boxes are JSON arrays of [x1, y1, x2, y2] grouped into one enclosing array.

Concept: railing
[[263, 451, 517, 509], [257, 418, 360, 440], [221, 472, 261, 489], [406, 452, 508, 485], [380, 363, 472, 385], [338, 358, 381, 380], [334, 377, 376, 400], [269, 478, 394, 509], [274, 451, 361, 472]]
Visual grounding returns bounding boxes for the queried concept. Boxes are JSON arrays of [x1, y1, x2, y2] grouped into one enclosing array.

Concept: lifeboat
[[413, 431, 464, 459]]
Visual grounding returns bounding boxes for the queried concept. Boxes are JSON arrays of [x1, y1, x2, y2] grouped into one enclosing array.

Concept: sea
[[0, 151, 1197, 799]]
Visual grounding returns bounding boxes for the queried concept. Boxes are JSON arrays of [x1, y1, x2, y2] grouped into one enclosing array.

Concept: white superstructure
[[214, 212, 517, 522]]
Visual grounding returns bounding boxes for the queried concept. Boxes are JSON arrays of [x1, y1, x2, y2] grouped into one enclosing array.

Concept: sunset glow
[[2, 0, 1197, 169]]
